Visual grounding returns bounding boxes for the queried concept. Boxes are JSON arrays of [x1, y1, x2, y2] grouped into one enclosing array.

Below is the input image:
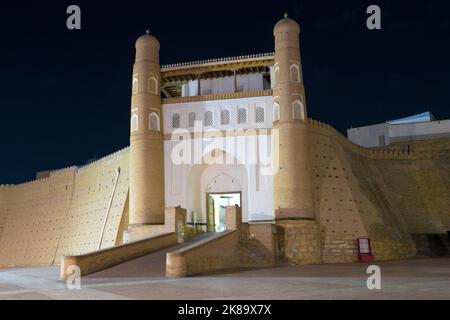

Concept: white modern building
[[347, 112, 450, 148]]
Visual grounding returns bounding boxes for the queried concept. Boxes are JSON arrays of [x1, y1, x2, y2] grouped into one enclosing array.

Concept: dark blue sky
[[0, 0, 449, 184]]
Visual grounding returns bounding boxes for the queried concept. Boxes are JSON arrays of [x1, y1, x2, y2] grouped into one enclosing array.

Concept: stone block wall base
[[123, 224, 166, 243], [322, 237, 358, 263], [372, 240, 417, 261], [276, 219, 323, 265]]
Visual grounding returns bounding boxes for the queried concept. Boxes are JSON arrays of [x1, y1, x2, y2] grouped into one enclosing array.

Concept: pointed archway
[[187, 149, 248, 231]]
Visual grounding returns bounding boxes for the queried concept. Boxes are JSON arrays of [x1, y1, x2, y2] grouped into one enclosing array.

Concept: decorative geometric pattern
[[172, 113, 180, 129], [221, 109, 230, 125], [237, 108, 247, 124], [204, 110, 213, 126], [255, 106, 265, 123]]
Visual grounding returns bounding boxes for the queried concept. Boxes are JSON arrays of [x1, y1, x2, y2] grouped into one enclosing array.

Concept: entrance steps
[[85, 232, 214, 279]]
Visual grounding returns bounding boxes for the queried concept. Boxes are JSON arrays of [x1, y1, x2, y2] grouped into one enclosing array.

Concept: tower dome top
[[136, 30, 160, 49], [273, 13, 300, 35]]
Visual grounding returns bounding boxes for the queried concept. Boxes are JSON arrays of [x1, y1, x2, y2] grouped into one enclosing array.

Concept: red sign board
[[357, 238, 374, 262]]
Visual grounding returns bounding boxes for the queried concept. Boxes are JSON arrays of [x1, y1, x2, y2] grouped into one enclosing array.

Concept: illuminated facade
[[1, 15, 449, 276]]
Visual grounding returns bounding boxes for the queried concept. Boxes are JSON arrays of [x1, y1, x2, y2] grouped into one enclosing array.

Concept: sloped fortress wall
[[54, 148, 130, 261], [0, 168, 76, 267], [360, 143, 450, 235], [0, 185, 10, 240], [305, 120, 450, 263], [308, 126, 369, 263], [0, 148, 130, 268]]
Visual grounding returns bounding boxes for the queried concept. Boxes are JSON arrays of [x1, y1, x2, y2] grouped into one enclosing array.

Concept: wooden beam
[[161, 58, 274, 80], [161, 87, 173, 98]]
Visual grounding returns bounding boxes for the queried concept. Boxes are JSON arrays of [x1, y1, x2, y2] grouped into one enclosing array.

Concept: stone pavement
[[0, 256, 449, 300]]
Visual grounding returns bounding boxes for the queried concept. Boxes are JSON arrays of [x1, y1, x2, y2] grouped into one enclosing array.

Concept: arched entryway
[[187, 151, 248, 232], [206, 173, 242, 232]]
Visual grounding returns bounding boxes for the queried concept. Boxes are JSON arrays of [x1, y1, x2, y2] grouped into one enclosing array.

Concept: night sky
[[0, 0, 449, 184]]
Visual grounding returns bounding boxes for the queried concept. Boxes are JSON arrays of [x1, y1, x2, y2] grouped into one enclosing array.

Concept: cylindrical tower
[[129, 31, 165, 226], [273, 14, 315, 219]]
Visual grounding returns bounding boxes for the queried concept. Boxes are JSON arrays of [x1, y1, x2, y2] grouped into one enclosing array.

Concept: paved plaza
[[0, 253, 449, 300]]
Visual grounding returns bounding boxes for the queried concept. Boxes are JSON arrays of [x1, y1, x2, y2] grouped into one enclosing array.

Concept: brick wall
[[0, 168, 76, 267], [276, 219, 322, 264], [322, 237, 357, 263], [55, 148, 129, 260], [372, 240, 417, 261], [166, 206, 275, 277], [0, 185, 9, 241], [166, 231, 240, 277], [61, 206, 187, 278], [308, 120, 450, 262], [61, 232, 179, 279], [0, 148, 130, 268]]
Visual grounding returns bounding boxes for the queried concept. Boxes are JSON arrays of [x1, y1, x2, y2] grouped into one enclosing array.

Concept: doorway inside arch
[[206, 192, 241, 232]]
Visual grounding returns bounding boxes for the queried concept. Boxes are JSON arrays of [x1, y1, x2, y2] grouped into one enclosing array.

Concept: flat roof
[[386, 111, 435, 125]]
